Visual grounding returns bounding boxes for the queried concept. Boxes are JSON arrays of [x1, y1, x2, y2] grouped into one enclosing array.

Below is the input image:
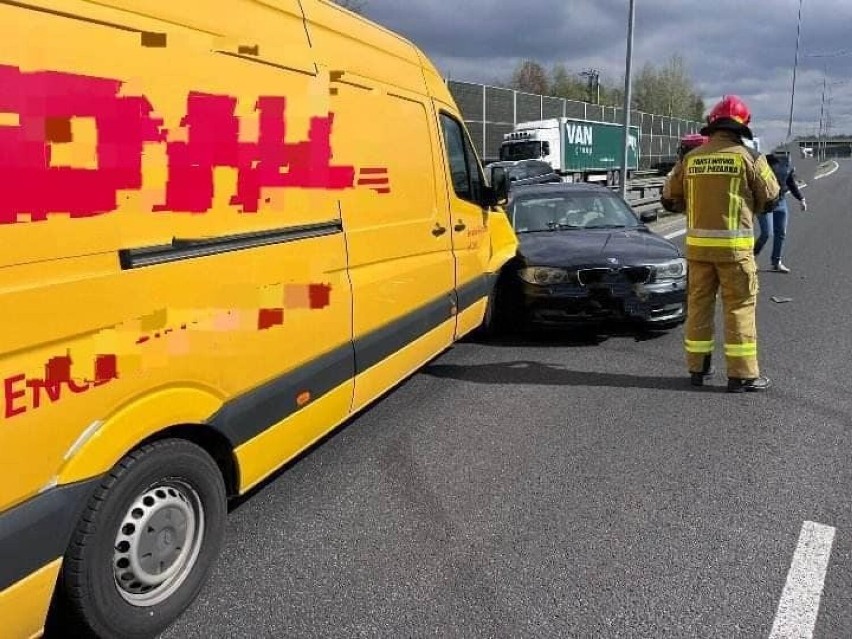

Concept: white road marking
[[814, 161, 839, 180], [769, 520, 836, 639]]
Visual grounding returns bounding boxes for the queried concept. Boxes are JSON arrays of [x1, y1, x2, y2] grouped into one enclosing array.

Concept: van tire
[[479, 278, 508, 339], [479, 285, 501, 338], [57, 439, 227, 639]]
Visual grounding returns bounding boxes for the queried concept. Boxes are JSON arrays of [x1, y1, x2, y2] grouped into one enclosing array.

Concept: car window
[[510, 192, 639, 232]]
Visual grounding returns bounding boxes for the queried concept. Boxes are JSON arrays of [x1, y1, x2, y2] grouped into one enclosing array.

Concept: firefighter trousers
[[684, 258, 760, 379]]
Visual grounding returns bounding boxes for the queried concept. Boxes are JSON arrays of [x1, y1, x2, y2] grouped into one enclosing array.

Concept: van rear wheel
[[58, 439, 227, 639]]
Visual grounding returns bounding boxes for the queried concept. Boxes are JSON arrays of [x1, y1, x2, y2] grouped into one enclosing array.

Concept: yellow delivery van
[[0, 1, 517, 636]]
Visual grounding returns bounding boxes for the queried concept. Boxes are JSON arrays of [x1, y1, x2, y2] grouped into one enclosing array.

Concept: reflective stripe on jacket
[[662, 131, 781, 263]]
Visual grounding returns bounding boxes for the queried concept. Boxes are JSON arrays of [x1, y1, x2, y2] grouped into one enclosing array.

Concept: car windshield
[[509, 191, 640, 233]]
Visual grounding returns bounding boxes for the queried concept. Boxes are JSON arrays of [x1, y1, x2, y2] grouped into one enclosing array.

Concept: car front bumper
[[519, 277, 687, 326]]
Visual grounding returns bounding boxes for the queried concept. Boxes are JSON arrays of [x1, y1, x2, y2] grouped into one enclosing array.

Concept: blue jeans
[[754, 199, 788, 265]]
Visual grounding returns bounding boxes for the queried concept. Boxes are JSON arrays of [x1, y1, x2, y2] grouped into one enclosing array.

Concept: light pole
[[619, 0, 636, 199], [817, 70, 827, 160], [581, 70, 601, 105], [786, 0, 803, 141], [806, 50, 851, 159], [817, 76, 846, 160]]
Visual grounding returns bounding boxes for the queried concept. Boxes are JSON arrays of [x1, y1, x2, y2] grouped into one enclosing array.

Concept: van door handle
[[454, 221, 466, 232], [432, 223, 447, 237]]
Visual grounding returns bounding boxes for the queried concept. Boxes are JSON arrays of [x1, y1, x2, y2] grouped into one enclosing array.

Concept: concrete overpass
[[781, 136, 852, 159]]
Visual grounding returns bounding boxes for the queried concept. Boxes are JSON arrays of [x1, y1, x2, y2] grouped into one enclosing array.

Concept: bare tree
[[633, 54, 704, 120], [331, 0, 366, 13], [510, 60, 550, 96]]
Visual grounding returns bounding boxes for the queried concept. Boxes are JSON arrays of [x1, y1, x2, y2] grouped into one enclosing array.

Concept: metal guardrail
[[621, 176, 666, 214]]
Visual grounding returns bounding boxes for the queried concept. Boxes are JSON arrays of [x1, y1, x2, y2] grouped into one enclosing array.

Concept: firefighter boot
[[690, 354, 715, 387], [727, 376, 772, 393]]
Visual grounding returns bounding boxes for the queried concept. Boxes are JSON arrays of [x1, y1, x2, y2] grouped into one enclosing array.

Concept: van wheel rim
[[113, 480, 205, 607]]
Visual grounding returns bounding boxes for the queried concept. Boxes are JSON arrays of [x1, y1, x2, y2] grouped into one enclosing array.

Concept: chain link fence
[[447, 80, 704, 172]]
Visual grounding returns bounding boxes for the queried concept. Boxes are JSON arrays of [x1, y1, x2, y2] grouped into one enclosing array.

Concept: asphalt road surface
[[163, 159, 851, 639]]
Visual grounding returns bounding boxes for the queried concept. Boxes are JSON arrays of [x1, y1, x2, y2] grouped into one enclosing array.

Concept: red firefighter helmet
[[701, 95, 754, 139]]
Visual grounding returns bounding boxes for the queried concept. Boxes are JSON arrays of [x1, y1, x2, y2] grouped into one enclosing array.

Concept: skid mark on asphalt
[[770, 520, 835, 639]]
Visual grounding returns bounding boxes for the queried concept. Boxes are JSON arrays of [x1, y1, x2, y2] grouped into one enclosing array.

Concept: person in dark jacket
[[754, 151, 807, 273]]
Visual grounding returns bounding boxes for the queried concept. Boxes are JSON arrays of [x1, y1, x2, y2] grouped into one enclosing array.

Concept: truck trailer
[[499, 117, 640, 186]]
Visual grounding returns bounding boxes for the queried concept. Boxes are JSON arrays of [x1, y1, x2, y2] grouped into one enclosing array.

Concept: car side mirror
[[639, 210, 658, 223]]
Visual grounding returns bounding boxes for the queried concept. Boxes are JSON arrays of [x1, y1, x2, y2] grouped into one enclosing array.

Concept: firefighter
[[662, 95, 781, 393]]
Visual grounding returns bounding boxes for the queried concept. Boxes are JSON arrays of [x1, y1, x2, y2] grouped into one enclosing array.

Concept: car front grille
[[577, 266, 650, 286]]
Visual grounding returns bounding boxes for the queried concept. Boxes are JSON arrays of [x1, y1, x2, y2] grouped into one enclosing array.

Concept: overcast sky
[[362, 0, 852, 150]]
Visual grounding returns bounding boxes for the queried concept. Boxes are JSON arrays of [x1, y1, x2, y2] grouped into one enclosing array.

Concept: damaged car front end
[[499, 183, 687, 330]]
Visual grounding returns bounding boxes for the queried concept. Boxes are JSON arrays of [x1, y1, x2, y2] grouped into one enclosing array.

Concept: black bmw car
[[489, 182, 686, 332]]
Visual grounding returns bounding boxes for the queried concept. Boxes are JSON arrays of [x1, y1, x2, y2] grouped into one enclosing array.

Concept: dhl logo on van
[[0, 64, 389, 224], [4, 354, 117, 420], [2, 283, 332, 420]]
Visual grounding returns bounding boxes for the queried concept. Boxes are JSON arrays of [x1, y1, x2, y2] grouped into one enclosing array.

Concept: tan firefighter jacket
[[662, 131, 781, 262]]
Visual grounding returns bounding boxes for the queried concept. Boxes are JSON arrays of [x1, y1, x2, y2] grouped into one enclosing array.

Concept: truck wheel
[[58, 439, 227, 639], [613, 170, 622, 187]]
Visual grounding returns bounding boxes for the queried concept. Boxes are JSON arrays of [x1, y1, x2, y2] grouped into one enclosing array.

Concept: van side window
[[440, 114, 483, 204]]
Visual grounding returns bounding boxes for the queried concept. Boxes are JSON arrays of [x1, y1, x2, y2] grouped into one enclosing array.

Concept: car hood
[[517, 228, 680, 268]]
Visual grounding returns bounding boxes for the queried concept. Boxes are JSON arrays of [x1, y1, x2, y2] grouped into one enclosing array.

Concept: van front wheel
[[479, 278, 507, 339], [58, 439, 227, 639]]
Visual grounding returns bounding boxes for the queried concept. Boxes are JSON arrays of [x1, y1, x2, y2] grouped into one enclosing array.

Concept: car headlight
[[648, 258, 686, 281], [518, 267, 578, 285]]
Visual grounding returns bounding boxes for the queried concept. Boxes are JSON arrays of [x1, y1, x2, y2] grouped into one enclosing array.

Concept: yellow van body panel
[[0, 559, 62, 639], [55, 385, 224, 484], [0, 0, 518, 634], [234, 381, 353, 493]]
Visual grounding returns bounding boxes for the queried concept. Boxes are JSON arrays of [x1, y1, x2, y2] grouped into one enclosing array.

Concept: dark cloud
[[363, 0, 852, 148]]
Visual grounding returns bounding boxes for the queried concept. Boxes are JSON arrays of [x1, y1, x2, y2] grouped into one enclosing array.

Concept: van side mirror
[[488, 167, 510, 205], [542, 142, 550, 157]]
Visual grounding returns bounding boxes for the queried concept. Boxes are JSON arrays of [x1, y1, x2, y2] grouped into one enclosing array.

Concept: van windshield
[[500, 141, 541, 161]]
